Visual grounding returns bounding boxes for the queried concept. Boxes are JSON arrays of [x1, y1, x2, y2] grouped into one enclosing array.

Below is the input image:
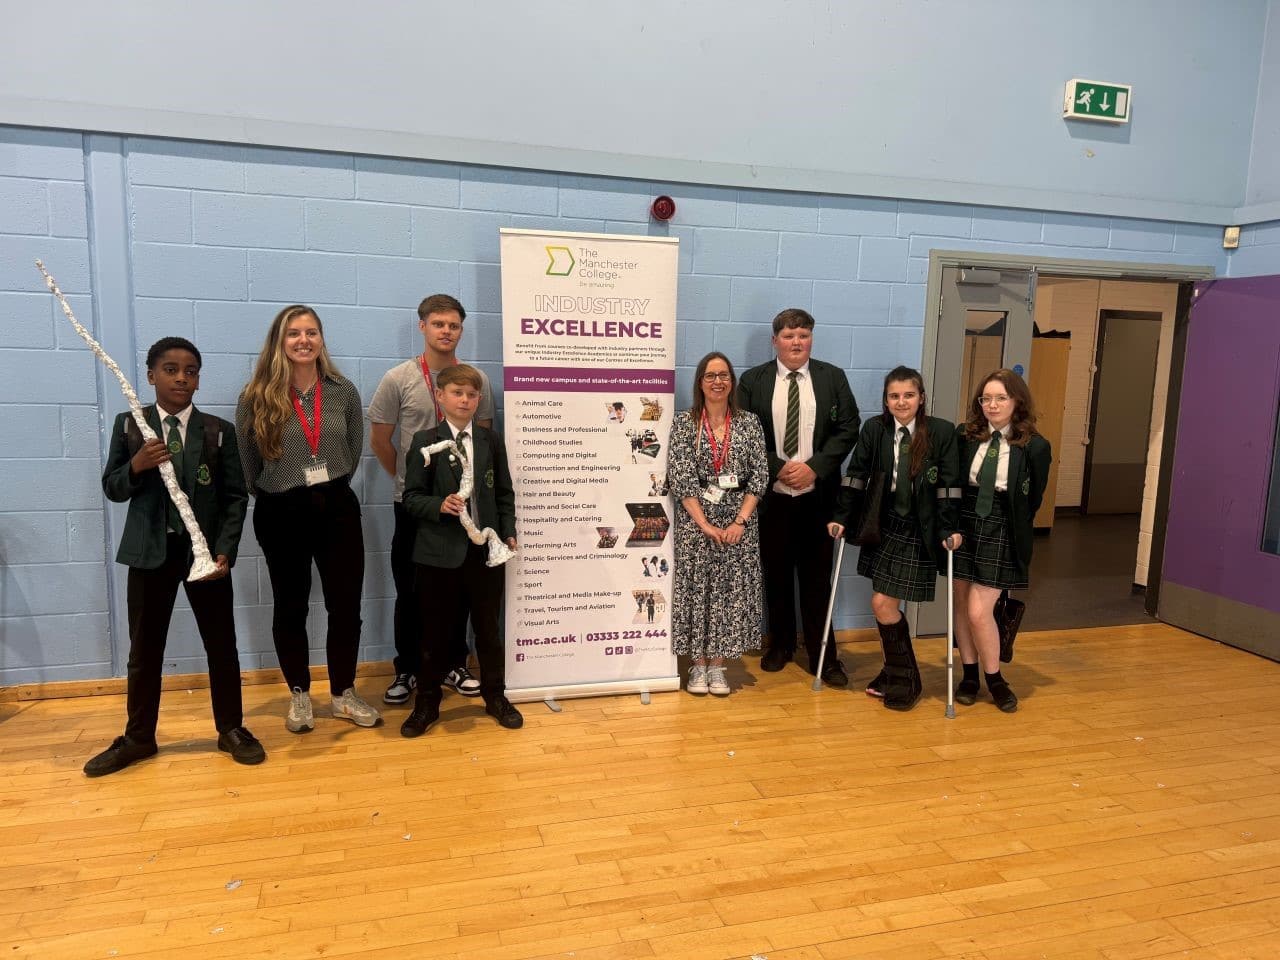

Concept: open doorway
[[1020, 277, 1184, 630], [914, 252, 1214, 638]]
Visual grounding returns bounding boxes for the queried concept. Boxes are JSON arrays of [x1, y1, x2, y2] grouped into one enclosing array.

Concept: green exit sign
[[1063, 78, 1132, 124]]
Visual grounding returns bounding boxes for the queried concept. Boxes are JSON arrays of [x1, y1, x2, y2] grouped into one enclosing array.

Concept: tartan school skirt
[[953, 488, 1027, 589], [856, 509, 938, 602]]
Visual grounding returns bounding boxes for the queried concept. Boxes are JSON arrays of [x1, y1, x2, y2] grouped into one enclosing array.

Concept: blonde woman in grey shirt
[[236, 304, 381, 734]]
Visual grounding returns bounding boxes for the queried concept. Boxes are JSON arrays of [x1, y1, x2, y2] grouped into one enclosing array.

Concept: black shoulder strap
[[124, 405, 155, 458], [202, 415, 221, 468]]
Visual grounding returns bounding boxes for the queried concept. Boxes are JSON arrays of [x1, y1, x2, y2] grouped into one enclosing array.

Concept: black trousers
[[415, 544, 504, 704], [124, 532, 243, 743], [254, 478, 363, 696], [391, 500, 468, 677], [758, 489, 840, 669]]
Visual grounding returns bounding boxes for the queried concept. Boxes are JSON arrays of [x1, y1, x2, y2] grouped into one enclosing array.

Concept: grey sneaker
[[707, 665, 730, 696], [443, 666, 482, 697], [383, 672, 416, 705], [332, 688, 382, 727], [687, 663, 709, 695], [286, 687, 314, 733]]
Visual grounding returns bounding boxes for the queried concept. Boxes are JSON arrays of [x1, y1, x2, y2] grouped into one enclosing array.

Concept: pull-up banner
[[500, 229, 680, 703]]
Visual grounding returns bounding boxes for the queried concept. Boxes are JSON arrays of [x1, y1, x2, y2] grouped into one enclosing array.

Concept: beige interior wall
[[1096, 280, 1180, 587], [1032, 277, 1179, 586], [1031, 278, 1100, 509]]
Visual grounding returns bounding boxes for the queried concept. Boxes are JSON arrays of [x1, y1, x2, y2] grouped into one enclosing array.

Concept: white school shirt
[[968, 422, 1012, 492], [770, 359, 816, 496]]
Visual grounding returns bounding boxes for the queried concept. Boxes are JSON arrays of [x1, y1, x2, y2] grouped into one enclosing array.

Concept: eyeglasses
[[979, 395, 1010, 406], [702, 372, 733, 382]]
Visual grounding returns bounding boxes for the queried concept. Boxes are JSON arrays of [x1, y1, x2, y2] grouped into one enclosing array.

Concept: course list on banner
[[500, 230, 679, 695]]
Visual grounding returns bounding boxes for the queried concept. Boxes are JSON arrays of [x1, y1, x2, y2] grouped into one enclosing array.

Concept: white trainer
[[687, 663, 709, 695], [332, 688, 382, 727], [286, 687, 314, 733], [707, 665, 730, 696]]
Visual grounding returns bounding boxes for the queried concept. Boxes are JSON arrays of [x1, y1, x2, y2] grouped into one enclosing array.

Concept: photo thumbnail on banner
[[499, 229, 680, 702]]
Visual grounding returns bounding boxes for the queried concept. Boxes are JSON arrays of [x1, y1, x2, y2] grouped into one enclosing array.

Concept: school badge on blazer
[[196, 464, 212, 485], [829, 404, 839, 422], [1021, 478, 1031, 495], [927, 466, 938, 484], [485, 468, 495, 488]]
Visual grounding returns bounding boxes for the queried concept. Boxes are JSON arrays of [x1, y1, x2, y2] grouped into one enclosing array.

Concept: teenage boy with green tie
[[85, 337, 263, 776]]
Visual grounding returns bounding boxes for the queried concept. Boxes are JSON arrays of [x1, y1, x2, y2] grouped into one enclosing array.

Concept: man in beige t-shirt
[[368, 294, 495, 705]]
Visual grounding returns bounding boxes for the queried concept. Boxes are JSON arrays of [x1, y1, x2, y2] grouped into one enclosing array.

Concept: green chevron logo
[[545, 245, 575, 276]]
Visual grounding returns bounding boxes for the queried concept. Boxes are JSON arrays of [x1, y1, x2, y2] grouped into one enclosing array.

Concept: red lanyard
[[419, 354, 458, 423], [291, 379, 322, 457], [701, 410, 732, 474]]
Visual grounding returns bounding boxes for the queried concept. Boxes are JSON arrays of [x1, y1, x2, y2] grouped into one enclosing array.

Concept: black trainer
[[400, 699, 440, 738]]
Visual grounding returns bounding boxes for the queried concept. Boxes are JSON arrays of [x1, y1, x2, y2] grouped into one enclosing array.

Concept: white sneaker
[[286, 687, 314, 733], [707, 665, 730, 696], [332, 688, 382, 727], [687, 664, 709, 695], [383, 672, 416, 705], [443, 666, 482, 697]]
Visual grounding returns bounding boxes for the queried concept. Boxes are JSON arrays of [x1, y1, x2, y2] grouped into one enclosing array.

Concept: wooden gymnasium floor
[[4, 622, 1280, 960]]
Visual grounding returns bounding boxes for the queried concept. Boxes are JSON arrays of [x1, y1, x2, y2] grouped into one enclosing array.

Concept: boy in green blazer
[[400, 364, 521, 737], [85, 337, 263, 776]]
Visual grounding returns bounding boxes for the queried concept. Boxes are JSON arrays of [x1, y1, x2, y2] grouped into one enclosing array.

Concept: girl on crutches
[[951, 369, 1051, 713], [827, 366, 963, 710]]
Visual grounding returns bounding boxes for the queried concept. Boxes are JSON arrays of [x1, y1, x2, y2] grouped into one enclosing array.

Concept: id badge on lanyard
[[292, 381, 329, 486]]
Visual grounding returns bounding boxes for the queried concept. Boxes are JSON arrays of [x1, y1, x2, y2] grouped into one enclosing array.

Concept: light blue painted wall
[[0, 1, 1268, 224], [0, 126, 1230, 684], [1245, 1, 1280, 219]]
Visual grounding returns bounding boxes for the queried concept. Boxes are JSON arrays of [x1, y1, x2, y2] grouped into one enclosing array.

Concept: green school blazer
[[833, 415, 963, 570], [101, 406, 248, 569], [956, 426, 1052, 583], [402, 423, 517, 569], [736, 357, 860, 506]]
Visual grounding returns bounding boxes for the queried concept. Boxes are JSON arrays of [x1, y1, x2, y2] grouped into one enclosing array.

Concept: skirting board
[[1158, 581, 1280, 663], [1, 628, 883, 703]]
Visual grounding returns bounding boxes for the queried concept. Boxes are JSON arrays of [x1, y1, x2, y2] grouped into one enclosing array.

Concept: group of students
[[84, 295, 519, 777], [667, 308, 1051, 714], [82, 297, 1049, 779]]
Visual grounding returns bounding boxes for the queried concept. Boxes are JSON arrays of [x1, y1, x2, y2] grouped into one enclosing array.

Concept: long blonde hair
[[240, 305, 341, 460]]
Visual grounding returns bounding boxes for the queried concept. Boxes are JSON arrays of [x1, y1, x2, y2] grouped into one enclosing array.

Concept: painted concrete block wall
[[0, 2, 1270, 224], [1227, 222, 1280, 275], [0, 125, 1230, 685], [0, 127, 111, 685]]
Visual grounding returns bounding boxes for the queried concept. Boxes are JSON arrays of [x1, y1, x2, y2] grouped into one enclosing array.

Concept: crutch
[[945, 544, 955, 719], [812, 538, 847, 692]]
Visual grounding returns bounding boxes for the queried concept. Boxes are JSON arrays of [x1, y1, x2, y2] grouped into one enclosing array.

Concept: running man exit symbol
[[1063, 78, 1131, 124]]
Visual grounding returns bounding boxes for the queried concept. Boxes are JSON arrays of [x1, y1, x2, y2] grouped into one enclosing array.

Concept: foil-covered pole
[[420, 439, 515, 567], [36, 260, 219, 581]]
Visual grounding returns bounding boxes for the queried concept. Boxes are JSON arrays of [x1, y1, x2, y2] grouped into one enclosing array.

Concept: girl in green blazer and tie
[[952, 368, 1052, 713], [828, 366, 962, 711]]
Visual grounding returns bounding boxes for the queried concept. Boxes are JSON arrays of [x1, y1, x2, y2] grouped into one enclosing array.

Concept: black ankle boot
[[877, 618, 922, 711]]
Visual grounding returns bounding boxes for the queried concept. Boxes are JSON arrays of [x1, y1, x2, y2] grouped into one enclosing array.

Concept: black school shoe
[[820, 660, 850, 688], [217, 727, 266, 765], [760, 646, 791, 672], [400, 699, 441, 738], [84, 736, 158, 777], [485, 696, 524, 729], [954, 679, 980, 706], [988, 678, 1019, 713]]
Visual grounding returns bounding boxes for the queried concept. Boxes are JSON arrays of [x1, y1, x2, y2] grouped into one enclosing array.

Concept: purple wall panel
[[1162, 276, 1280, 613]]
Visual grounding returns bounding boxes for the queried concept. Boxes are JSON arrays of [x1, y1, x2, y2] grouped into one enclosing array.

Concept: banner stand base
[[508, 677, 681, 706]]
